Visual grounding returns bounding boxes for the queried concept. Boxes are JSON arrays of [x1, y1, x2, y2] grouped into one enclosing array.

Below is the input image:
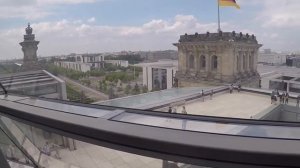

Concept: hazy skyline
[[0, 0, 300, 59]]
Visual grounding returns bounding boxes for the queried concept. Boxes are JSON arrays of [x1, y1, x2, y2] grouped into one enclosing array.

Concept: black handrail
[[0, 95, 300, 168]]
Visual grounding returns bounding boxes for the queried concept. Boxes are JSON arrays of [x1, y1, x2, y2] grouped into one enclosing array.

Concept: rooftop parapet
[[178, 31, 258, 44]]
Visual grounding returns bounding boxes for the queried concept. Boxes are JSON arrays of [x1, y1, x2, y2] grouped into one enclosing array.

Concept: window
[[212, 55, 218, 70], [189, 55, 195, 69], [200, 55, 206, 69]]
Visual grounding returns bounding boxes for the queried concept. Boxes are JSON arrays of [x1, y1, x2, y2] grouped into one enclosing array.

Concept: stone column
[[245, 54, 249, 72], [234, 52, 238, 75], [178, 45, 187, 73], [250, 52, 254, 72], [248, 52, 252, 72], [253, 51, 256, 71], [237, 54, 240, 73], [240, 53, 244, 72], [253, 49, 258, 71], [196, 55, 200, 72], [217, 56, 221, 73], [206, 53, 210, 72], [248, 54, 251, 72], [193, 47, 199, 72], [245, 53, 249, 72], [184, 48, 189, 73]]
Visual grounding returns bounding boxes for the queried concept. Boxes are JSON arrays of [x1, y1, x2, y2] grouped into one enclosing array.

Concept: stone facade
[[174, 31, 262, 87], [19, 23, 41, 71]]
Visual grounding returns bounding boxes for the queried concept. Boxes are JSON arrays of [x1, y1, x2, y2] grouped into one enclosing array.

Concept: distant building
[[258, 49, 286, 65], [105, 60, 129, 67], [286, 55, 300, 67], [137, 50, 178, 61], [136, 60, 178, 91], [263, 49, 272, 54], [54, 54, 129, 72], [269, 75, 300, 93], [174, 31, 262, 87], [54, 54, 104, 72], [54, 61, 92, 72]]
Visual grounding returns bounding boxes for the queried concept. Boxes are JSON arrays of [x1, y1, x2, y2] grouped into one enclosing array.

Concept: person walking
[[297, 95, 300, 107], [182, 106, 187, 114], [282, 92, 285, 104], [168, 106, 172, 113], [201, 90, 204, 101], [279, 92, 283, 104], [42, 141, 51, 156], [172, 106, 177, 113], [229, 84, 233, 94], [237, 83, 241, 93], [285, 92, 289, 104], [210, 90, 213, 100], [271, 92, 277, 105], [181, 106, 187, 129], [51, 142, 62, 159], [270, 94, 273, 104]]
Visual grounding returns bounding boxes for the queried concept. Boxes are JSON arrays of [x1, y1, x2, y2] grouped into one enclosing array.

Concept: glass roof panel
[[97, 87, 212, 109], [17, 99, 111, 118]]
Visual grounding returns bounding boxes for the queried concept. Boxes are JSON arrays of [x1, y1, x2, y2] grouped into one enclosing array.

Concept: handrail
[[0, 95, 300, 167]]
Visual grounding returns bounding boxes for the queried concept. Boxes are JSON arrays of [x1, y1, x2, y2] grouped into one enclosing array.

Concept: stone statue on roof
[[26, 23, 33, 35], [20, 23, 41, 71]]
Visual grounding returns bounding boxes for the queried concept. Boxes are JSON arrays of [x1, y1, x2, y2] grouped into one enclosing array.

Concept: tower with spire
[[19, 23, 41, 71]]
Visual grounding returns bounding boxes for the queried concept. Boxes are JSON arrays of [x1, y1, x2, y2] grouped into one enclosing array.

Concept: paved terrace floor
[[159, 91, 273, 119]]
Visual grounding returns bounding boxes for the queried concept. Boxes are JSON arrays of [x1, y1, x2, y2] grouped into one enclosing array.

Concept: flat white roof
[[160, 92, 273, 119], [135, 60, 178, 68]]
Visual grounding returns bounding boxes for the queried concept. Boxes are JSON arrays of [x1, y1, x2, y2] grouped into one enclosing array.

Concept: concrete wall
[[261, 104, 300, 122]]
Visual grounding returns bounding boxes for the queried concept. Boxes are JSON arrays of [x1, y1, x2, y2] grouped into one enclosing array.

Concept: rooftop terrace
[[159, 91, 273, 119]]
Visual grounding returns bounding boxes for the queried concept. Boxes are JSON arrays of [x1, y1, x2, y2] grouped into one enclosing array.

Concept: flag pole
[[217, 0, 221, 32]]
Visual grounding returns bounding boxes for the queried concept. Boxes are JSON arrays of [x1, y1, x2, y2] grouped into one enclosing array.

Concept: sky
[[0, 0, 300, 59]]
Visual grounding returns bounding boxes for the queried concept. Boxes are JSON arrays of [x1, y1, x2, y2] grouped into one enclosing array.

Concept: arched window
[[189, 55, 195, 69], [200, 55, 206, 69], [212, 55, 218, 70]]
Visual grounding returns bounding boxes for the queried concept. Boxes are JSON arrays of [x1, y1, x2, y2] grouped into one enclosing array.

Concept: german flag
[[219, 0, 240, 9]]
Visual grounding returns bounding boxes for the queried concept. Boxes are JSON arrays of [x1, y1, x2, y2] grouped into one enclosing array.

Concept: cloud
[[0, 6, 51, 19], [0, 0, 99, 20], [0, 0, 36, 6], [87, 17, 96, 23], [37, 0, 97, 5], [0, 15, 244, 59], [248, 0, 300, 28], [225, 0, 300, 52]]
